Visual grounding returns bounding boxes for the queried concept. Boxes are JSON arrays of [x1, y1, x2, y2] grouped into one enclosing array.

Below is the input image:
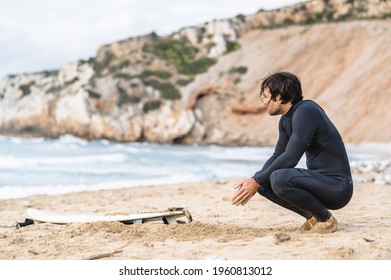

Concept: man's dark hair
[[260, 72, 303, 104]]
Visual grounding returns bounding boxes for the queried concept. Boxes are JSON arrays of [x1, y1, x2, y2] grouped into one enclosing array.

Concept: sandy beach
[[1, 168, 391, 260]]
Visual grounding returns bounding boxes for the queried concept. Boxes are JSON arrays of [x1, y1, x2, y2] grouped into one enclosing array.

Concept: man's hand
[[231, 178, 260, 206]]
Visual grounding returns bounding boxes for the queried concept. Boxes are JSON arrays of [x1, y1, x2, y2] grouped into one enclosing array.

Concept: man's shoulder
[[294, 100, 323, 116], [297, 100, 322, 110]]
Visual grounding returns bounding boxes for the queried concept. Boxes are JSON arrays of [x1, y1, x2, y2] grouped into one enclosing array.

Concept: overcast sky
[[0, 0, 303, 78]]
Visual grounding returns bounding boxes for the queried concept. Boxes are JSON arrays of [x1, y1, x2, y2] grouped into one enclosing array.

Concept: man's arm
[[252, 117, 289, 184], [231, 118, 289, 206], [252, 106, 319, 186]]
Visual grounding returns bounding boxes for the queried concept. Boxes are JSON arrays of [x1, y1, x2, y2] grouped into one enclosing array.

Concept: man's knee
[[270, 169, 289, 186], [270, 169, 291, 197]]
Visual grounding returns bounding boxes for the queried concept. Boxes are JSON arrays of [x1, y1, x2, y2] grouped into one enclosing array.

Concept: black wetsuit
[[253, 100, 353, 221]]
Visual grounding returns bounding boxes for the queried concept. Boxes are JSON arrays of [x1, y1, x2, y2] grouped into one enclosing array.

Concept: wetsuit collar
[[285, 100, 304, 118]]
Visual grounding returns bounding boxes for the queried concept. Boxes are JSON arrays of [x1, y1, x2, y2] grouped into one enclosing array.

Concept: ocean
[[0, 135, 390, 199]]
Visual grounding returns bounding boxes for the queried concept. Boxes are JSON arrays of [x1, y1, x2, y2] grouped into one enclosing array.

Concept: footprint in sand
[[273, 232, 291, 244]]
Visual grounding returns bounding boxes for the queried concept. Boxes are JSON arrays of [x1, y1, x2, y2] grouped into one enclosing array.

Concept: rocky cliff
[[1, 0, 391, 145]]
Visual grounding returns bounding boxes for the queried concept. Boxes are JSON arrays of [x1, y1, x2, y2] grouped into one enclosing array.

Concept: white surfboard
[[27, 207, 192, 225]]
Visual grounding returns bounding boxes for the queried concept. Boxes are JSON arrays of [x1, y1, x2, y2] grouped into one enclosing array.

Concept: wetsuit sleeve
[[252, 106, 319, 186], [253, 118, 288, 177]]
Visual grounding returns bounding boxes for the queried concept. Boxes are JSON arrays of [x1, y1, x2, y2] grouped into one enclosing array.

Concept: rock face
[[1, 0, 391, 145]]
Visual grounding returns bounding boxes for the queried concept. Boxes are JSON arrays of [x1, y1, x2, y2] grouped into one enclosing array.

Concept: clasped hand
[[231, 178, 260, 206]]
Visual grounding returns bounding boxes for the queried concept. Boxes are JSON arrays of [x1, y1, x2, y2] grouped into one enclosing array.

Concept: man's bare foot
[[297, 216, 317, 233], [308, 216, 338, 233]]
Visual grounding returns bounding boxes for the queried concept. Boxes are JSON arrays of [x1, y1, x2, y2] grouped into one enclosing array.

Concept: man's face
[[260, 87, 284, 116]]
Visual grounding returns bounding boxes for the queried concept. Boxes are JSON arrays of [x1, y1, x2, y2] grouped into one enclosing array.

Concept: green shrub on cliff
[[114, 73, 133, 80], [225, 41, 241, 53], [140, 70, 172, 79], [143, 100, 162, 113], [46, 85, 62, 94], [177, 78, 193, 86], [41, 70, 59, 77], [117, 86, 141, 106], [145, 36, 216, 75], [229, 66, 248, 75], [19, 84, 31, 97], [89, 50, 115, 76], [87, 89, 101, 99], [147, 37, 197, 72], [186, 57, 216, 75], [145, 79, 180, 100]]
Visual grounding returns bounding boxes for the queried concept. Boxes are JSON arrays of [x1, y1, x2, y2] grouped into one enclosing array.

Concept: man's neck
[[281, 102, 293, 115]]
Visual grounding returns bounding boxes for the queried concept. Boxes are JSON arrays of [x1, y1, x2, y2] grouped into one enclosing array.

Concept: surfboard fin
[[15, 218, 35, 229]]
